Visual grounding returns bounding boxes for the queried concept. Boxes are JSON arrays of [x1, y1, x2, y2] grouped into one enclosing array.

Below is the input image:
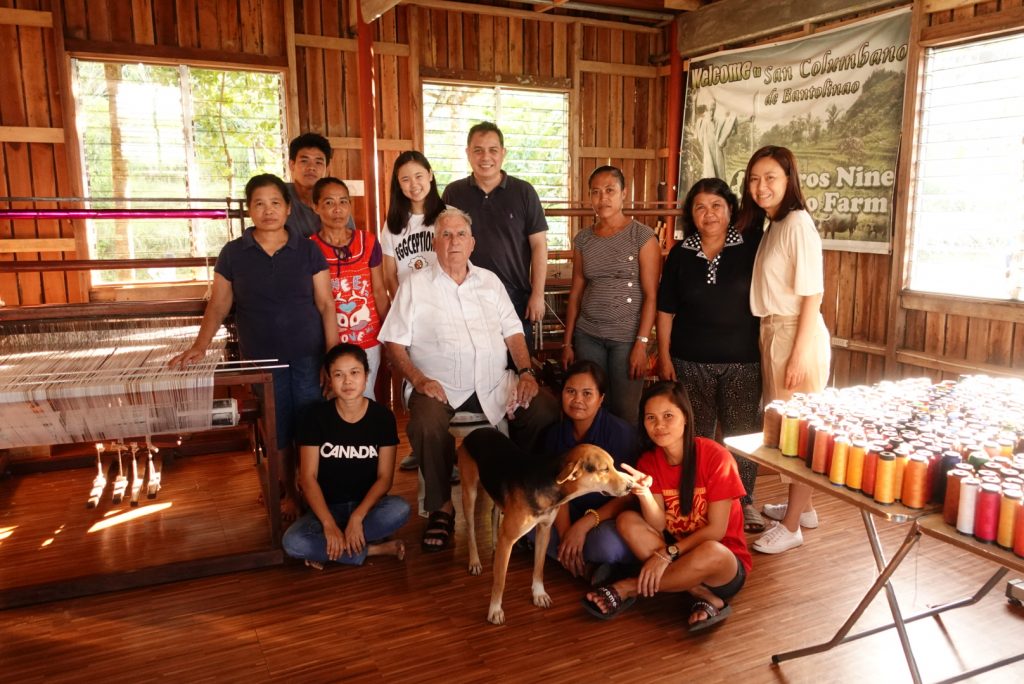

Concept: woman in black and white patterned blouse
[[561, 165, 661, 422]]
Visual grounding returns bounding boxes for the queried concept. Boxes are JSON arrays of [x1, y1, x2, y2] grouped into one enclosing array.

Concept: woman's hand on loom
[[168, 345, 206, 369]]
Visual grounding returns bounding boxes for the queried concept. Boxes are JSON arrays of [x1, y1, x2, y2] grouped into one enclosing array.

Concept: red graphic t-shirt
[[637, 437, 752, 572], [311, 230, 383, 349]]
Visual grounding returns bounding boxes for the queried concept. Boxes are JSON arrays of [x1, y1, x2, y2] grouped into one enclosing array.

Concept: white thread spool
[[956, 477, 981, 535]]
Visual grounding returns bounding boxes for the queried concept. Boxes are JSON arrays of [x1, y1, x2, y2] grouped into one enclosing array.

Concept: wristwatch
[[636, 335, 650, 344], [666, 544, 681, 561], [517, 367, 537, 379]]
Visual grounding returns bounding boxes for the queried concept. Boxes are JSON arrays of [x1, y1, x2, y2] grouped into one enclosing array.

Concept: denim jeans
[[573, 330, 645, 424], [269, 355, 324, 449], [282, 495, 410, 565]]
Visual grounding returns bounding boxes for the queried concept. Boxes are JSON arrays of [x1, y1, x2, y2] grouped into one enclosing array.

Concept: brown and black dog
[[457, 427, 635, 625]]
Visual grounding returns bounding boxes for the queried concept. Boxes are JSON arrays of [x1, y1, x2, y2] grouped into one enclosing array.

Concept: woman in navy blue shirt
[[171, 174, 338, 518]]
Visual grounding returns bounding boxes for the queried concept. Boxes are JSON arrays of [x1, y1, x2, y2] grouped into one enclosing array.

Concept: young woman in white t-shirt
[[736, 145, 831, 555], [380, 150, 444, 299]]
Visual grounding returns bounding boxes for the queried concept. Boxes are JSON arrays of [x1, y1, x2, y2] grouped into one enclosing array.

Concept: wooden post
[[356, 4, 380, 232], [664, 18, 684, 249]]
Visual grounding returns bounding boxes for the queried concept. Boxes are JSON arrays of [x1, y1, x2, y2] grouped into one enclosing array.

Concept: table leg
[[771, 512, 923, 684]]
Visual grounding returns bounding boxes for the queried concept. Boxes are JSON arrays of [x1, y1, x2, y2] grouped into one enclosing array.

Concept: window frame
[[420, 78, 573, 251], [66, 54, 289, 299]]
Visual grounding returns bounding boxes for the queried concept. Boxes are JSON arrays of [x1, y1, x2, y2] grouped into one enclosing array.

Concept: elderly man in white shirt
[[380, 207, 558, 552]]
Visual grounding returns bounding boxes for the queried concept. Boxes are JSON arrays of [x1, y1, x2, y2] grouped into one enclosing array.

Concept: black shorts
[[703, 555, 746, 600]]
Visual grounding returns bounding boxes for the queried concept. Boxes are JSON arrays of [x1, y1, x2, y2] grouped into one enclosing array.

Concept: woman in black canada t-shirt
[[282, 343, 410, 567]]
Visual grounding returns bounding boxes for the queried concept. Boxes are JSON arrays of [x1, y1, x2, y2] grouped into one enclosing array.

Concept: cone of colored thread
[[996, 487, 1022, 549], [1014, 501, 1024, 558], [973, 483, 1001, 543], [968, 451, 989, 469], [862, 447, 880, 497], [811, 426, 831, 475], [798, 415, 812, 464], [956, 477, 980, 535], [874, 452, 896, 505], [846, 440, 866, 491], [932, 451, 962, 505], [762, 402, 783, 448], [943, 469, 968, 526], [780, 411, 800, 457], [829, 435, 850, 486], [901, 455, 928, 509], [892, 452, 909, 502]]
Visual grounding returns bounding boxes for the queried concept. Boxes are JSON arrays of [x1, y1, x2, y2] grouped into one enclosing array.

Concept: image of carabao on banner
[[681, 8, 911, 253]]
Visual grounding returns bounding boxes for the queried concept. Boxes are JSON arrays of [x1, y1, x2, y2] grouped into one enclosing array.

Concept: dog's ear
[[556, 458, 582, 484]]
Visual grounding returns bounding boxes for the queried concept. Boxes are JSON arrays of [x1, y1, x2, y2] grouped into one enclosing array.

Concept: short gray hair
[[434, 206, 472, 230]]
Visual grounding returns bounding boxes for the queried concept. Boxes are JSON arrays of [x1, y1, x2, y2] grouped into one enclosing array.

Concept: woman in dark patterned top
[[561, 166, 661, 422], [656, 178, 765, 533]]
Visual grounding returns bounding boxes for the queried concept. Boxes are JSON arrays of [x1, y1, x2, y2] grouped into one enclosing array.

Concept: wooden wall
[[1, 0, 664, 306], [0, 0, 79, 307]]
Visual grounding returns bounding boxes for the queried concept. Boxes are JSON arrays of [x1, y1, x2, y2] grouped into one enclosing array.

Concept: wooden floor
[[2, 422, 1023, 683]]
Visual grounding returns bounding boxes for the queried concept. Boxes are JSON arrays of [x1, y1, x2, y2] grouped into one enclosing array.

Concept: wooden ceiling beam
[[663, 1, 702, 10], [534, 0, 569, 13], [361, 0, 402, 22], [675, 0, 909, 57]]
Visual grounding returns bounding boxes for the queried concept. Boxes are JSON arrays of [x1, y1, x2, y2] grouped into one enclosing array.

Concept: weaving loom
[[0, 303, 286, 609], [0, 316, 226, 449]]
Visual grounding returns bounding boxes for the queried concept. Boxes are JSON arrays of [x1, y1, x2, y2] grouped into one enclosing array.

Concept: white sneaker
[[752, 522, 804, 554], [762, 503, 819, 529]]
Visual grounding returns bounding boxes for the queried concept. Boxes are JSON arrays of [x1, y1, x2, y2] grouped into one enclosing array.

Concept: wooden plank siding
[[0, 0, 1019, 385], [0, 2, 75, 307]]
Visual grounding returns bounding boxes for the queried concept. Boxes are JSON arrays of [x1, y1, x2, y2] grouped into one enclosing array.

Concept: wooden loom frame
[[0, 301, 285, 610]]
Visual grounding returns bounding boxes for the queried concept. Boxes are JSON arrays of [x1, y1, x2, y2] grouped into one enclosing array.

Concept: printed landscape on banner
[[681, 9, 912, 253]]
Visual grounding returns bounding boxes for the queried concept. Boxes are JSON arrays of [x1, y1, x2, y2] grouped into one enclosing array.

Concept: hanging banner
[[681, 9, 911, 253]]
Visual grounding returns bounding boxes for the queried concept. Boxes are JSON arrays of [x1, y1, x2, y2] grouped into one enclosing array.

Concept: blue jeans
[[269, 355, 324, 449], [573, 330, 645, 424], [282, 495, 410, 565], [527, 519, 636, 565]]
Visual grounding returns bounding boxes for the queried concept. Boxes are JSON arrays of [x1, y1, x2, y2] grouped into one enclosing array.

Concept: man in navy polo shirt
[[441, 122, 548, 348]]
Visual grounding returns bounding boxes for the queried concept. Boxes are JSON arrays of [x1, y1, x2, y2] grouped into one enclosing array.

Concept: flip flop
[[581, 585, 637, 620], [743, 503, 766, 533], [688, 600, 732, 633]]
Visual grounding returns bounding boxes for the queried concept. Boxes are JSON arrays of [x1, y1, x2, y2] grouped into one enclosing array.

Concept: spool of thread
[[1000, 467, 1020, 480], [998, 439, 1014, 457], [901, 455, 928, 509], [1004, 477, 1024, 489], [804, 420, 820, 468], [824, 428, 837, 475], [968, 451, 989, 470], [762, 401, 784, 448], [830, 434, 850, 486], [997, 487, 1022, 549], [981, 475, 1002, 487], [956, 477, 980, 535], [862, 446, 880, 497], [874, 452, 896, 505], [892, 452, 909, 502], [780, 411, 800, 457], [846, 440, 867, 491], [943, 469, 968, 525], [811, 425, 831, 475], [798, 414, 812, 464], [983, 440, 1000, 458], [973, 484, 1001, 543], [1014, 499, 1024, 558], [932, 451, 962, 504]]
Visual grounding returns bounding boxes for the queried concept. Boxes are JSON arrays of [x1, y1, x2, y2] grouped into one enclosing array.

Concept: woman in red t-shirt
[[582, 381, 751, 631]]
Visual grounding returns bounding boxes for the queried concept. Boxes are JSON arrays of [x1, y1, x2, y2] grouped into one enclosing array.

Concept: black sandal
[[421, 509, 455, 552]]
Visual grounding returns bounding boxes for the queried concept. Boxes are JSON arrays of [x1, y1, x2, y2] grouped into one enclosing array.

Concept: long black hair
[[735, 144, 808, 232], [639, 381, 699, 516], [385, 150, 444, 235]]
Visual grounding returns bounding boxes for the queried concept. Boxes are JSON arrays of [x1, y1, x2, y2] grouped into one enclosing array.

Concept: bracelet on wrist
[[584, 508, 601, 529], [652, 551, 671, 564]]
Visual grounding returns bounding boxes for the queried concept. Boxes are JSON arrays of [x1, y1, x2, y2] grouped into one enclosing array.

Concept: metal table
[[724, 434, 1024, 683]]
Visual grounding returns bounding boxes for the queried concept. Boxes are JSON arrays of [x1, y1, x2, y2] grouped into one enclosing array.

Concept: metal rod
[[0, 209, 244, 220], [1, 257, 216, 273], [770, 513, 923, 684]]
